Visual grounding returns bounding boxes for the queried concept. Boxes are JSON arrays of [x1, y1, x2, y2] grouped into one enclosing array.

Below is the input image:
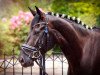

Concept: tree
[[51, 0, 100, 26]]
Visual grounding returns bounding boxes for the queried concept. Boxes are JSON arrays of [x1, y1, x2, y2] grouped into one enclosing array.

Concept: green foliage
[[9, 24, 29, 50], [29, 0, 52, 11], [96, 15, 100, 26], [53, 45, 61, 52], [51, 0, 100, 26], [0, 23, 29, 56], [0, 20, 14, 55]]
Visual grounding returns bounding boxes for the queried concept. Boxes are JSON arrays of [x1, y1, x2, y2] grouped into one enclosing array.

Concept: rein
[[21, 18, 49, 75]]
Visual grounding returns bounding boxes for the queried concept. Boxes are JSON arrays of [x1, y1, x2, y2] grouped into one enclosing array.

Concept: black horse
[[19, 6, 100, 75]]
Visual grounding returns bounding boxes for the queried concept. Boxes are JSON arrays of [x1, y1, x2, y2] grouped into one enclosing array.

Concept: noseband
[[21, 44, 41, 59]]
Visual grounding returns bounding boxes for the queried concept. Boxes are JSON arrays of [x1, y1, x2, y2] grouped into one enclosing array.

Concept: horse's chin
[[21, 62, 34, 67]]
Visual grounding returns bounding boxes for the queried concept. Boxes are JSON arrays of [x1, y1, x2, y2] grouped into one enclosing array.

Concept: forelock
[[31, 14, 40, 29]]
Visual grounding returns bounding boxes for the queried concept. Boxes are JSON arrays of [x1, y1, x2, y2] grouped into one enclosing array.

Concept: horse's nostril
[[29, 61, 31, 64], [20, 57, 24, 63]]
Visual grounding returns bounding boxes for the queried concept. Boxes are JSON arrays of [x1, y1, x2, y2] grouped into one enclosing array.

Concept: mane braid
[[46, 12, 92, 30]]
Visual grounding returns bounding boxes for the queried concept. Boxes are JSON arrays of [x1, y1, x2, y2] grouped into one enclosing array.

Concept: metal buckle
[[32, 51, 41, 59]]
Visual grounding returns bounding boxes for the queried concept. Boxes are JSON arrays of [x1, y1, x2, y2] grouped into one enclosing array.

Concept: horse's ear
[[28, 7, 36, 16], [35, 6, 45, 20]]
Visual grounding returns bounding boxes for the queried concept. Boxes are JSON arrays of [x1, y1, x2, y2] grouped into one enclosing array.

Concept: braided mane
[[46, 12, 92, 29]]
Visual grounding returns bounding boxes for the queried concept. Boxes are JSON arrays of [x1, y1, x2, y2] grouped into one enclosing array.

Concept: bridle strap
[[21, 18, 49, 75], [35, 60, 48, 75], [22, 44, 36, 51]]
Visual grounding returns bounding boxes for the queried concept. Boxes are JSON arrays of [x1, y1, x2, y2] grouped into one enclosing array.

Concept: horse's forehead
[[31, 14, 56, 29], [31, 14, 39, 25]]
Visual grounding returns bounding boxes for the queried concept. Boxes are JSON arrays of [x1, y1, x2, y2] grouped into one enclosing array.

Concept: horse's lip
[[21, 62, 34, 67]]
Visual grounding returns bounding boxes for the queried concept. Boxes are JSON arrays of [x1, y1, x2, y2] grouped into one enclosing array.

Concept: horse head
[[19, 6, 55, 67]]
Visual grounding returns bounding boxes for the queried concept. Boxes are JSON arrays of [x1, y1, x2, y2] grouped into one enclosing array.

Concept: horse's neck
[[52, 18, 82, 49], [51, 18, 89, 66]]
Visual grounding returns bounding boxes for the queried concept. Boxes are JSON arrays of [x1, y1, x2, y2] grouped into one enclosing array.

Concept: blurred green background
[[0, 0, 100, 56]]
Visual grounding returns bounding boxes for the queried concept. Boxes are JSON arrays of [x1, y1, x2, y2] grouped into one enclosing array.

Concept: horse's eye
[[40, 26, 45, 30], [33, 29, 40, 35], [35, 24, 40, 28]]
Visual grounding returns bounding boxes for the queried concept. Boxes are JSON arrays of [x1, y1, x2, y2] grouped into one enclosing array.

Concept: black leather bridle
[[21, 18, 49, 75]]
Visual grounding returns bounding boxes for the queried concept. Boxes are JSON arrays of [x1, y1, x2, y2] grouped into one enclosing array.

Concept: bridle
[[21, 18, 49, 75], [21, 18, 49, 59]]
